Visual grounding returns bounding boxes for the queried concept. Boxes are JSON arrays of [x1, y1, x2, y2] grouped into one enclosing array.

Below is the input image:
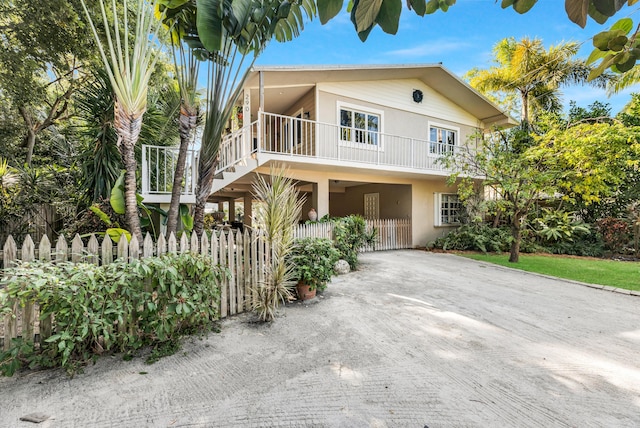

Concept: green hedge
[[0, 253, 226, 376]]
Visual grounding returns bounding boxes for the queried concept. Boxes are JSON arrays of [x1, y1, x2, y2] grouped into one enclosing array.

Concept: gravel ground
[[1, 250, 639, 427]]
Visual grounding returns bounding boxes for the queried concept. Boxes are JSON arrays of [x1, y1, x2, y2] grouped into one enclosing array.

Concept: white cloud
[[383, 40, 473, 58]]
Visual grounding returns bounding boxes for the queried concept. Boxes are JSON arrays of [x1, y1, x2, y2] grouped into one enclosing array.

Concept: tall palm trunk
[[115, 101, 144, 245], [166, 106, 197, 236], [192, 152, 218, 237]]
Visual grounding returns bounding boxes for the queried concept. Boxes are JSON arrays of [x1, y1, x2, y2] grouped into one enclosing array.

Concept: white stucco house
[[141, 64, 514, 247]]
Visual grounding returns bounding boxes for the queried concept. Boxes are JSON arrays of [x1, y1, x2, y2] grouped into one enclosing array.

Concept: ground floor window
[[339, 103, 381, 147], [434, 193, 461, 226]]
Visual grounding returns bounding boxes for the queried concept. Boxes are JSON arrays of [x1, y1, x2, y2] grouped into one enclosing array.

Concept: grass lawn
[[462, 253, 640, 292]]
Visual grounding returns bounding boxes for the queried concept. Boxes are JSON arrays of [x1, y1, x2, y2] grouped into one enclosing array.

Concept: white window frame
[[428, 121, 460, 156], [337, 101, 384, 150], [434, 193, 461, 226]]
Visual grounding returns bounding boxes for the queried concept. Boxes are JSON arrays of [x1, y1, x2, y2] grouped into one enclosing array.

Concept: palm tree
[[607, 66, 640, 95], [158, 0, 202, 237], [80, 0, 164, 244], [189, 0, 316, 236], [467, 37, 610, 123]]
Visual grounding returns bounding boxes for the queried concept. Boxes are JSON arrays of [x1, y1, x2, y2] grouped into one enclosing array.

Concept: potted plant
[[291, 237, 340, 300]]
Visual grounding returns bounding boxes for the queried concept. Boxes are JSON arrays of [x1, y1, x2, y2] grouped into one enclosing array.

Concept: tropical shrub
[[333, 215, 376, 270], [541, 231, 604, 257], [291, 237, 340, 291], [428, 223, 511, 253], [0, 253, 225, 376], [533, 209, 590, 243]]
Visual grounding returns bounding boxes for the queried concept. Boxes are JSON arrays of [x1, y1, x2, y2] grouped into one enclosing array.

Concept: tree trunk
[[509, 220, 522, 263], [115, 102, 143, 245], [166, 107, 197, 237], [25, 129, 36, 167], [192, 162, 217, 237], [520, 91, 529, 124], [192, 197, 207, 238]]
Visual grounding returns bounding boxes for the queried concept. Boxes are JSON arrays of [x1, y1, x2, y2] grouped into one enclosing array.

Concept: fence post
[[157, 234, 167, 256], [228, 231, 236, 316], [39, 235, 53, 343], [236, 230, 245, 314], [200, 232, 210, 258], [167, 232, 177, 254], [219, 232, 228, 319], [243, 229, 251, 311], [143, 233, 154, 259], [102, 234, 113, 265], [190, 233, 199, 255], [180, 233, 189, 254], [71, 234, 84, 263], [55, 235, 68, 263], [2, 235, 17, 351], [87, 234, 99, 265], [21, 235, 36, 346], [117, 234, 129, 261], [129, 234, 140, 261]]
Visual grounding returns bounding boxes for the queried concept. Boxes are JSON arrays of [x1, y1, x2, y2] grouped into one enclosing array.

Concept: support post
[[243, 193, 253, 227], [312, 180, 330, 219]]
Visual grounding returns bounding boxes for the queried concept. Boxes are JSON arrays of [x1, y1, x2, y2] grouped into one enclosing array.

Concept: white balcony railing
[[257, 112, 459, 171], [142, 111, 463, 197], [141, 144, 198, 195]]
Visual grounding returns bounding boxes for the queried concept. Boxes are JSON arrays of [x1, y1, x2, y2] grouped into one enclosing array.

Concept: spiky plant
[[80, 0, 165, 244], [251, 166, 305, 322]]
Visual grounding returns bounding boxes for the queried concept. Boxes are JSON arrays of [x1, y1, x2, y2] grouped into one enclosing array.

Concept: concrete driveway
[[1, 250, 639, 427]]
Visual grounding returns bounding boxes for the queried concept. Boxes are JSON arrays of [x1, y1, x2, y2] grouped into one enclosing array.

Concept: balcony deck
[[142, 111, 463, 202]]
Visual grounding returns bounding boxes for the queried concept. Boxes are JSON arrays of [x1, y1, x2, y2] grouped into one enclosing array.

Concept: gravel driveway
[[1, 250, 639, 427]]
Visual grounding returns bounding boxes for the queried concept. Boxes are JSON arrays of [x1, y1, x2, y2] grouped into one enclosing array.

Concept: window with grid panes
[[340, 107, 380, 146]]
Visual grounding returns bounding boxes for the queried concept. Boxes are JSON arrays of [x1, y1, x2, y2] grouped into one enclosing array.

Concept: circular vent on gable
[[412, 89, 423, 103]]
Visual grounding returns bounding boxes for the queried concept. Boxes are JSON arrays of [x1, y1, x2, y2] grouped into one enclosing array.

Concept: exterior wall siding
[[284, 88, 315, 119], [318, 78, 481, 127], [317, 84, 480, 147]]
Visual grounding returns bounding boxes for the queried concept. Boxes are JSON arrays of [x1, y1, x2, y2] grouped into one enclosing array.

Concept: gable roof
[[244, 64, 517, 127]]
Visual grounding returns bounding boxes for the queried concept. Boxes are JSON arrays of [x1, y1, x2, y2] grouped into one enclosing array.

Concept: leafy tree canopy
[[317, 0, 639, 41]]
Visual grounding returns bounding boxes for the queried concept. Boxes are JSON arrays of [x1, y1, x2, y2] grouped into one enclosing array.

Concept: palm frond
[[80, 0, 165, 120]]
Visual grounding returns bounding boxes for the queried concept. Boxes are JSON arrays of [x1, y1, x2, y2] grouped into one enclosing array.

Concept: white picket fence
[[0, 229, 268, 350], [294, 219, 413, 252], [0, 219, 412, 348]]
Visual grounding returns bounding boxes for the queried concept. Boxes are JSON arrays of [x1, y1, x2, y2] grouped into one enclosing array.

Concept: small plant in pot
[[291, 237, 340, 300]]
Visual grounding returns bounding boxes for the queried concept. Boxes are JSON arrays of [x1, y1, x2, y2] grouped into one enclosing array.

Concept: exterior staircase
[[211, 157, 260, 194]]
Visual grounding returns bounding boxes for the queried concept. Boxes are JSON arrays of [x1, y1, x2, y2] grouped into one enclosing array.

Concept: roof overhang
[[244, 64, 517, 128]]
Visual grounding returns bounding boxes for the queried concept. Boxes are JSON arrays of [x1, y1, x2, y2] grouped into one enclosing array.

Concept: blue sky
[[256, 0, 640, 115]]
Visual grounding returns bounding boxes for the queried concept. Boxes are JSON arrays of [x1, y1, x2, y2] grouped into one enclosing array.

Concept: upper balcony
[[141, 111, 467, 203]]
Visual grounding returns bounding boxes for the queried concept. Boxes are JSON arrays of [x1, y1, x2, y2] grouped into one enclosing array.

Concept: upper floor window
[[339, 103, 382, 147], [429, 124, 458, 155]]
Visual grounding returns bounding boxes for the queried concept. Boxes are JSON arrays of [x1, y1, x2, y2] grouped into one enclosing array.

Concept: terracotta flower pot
[[296, 282, 316, 300]]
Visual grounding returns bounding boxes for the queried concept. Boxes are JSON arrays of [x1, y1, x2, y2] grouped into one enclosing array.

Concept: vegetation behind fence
[[1, 218, 412, 348]]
